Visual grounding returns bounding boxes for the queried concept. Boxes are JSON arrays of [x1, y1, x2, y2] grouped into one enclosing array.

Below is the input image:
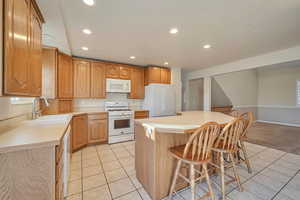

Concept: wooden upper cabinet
[[73, 59, 91, 98], [145, 66, 171, 85], [119, 65, 131, 80], [106, 64, 120, 79], [161, 68, 171, 84], [57, 53, 73, 99], [91, 62, 106, 98], [129, 67, 145, 99], [42, 47, 58, 98], [3, 0, 44, 96], [30, 5, 43, 96]]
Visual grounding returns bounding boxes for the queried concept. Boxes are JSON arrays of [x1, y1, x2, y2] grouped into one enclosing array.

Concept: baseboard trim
[[256, 120, 300, 128]]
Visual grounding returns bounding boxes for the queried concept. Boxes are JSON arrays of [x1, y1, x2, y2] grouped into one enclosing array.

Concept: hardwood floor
[[246, 122, 300, 155]]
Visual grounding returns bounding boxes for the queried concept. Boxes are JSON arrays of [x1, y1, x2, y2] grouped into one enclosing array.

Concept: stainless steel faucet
[[32, 97, 50, 119]]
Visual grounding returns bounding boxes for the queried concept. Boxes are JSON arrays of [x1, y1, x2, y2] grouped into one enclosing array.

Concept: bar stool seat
[[170, 145, 211, 164], [168, 122, 220, 200]]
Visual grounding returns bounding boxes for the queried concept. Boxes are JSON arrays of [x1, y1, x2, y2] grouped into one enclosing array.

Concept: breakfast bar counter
[[134, 111, 234, 200]]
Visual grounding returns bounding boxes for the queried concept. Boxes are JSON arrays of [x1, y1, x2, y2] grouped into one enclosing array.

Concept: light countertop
[[0, 114, 73, 153], [135, 111, 234, 134]]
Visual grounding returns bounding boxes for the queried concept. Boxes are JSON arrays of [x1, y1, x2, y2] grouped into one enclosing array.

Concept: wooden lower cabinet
[[88, 113, 108, 144], [134, 110, 149, 119], [72, 114, 88, 151]]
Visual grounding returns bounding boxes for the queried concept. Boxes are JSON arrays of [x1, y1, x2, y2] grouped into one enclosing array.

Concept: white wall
[[211, 78, 232, 107], [187, 79, 204, 111], [214, 69, 258, 106], [257, 65, 300, 106], [171, 67, 182, 112], [256, 65, 300, 125]]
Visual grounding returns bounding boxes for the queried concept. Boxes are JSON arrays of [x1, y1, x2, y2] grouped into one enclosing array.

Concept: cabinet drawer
[[88, 113, 107, 120], [134, 110, 149, 119]]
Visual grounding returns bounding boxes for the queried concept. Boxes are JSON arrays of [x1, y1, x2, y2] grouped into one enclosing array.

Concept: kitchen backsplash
[[73, 93, 144, 110]]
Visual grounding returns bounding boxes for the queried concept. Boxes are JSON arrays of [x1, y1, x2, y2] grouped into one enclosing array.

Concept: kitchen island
[[134, 111, 234, 200]]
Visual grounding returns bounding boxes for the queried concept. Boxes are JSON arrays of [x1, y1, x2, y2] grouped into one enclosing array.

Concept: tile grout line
[[270, 169, 300, 200], [110, 142, 144, 200], [95, 145, 115, 200], [226, 151, 288, 197]]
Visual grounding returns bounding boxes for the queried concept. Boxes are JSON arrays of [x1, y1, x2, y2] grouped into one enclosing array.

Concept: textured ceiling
[[39, 0, 300, 70]]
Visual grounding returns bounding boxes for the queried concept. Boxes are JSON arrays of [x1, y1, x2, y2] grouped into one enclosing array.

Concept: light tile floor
[[66, 141, 300, 200]]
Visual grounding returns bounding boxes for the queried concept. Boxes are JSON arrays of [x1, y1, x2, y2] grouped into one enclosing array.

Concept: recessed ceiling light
[[82, 47, 89, 51], [169, 28, 178, 34], [203, 44, 211, 49], [130, 56, 136, 59], [82, 29, 92, 34], [83, 0, 95, 6], [164, 62, 169, 65]]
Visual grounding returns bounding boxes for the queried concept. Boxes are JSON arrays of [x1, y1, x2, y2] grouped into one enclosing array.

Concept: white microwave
[[106, 79, 131, 93]]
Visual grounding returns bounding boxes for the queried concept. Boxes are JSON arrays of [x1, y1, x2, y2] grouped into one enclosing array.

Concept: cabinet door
[[91, 62, 106, 98], [88, 119, 107, 143], [4, 0, 31, 95], [42, 47, 58, 98], [72, 115, 88, 151], [29, 6, 42, 96], [147, 67, 161, 84], [57, 53, 73, 99], [129, 67, 145, 99], [73, 59, 90, 98], [119, 65, 131, 80], [161, 68, 171, 84], [106, 64, 120, 78]]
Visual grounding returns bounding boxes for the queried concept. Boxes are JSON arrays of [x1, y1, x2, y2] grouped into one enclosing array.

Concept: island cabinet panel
[[129, 67, 145, 99], [73, 59, 91, 98], [88, 113, 108, 144], [3, 0, 44, 96], [135, 124, 190, 200], [145, 66, 171, 85], [91, 62, 106, 98], [106, 64, 120, 79], [72, 114, 88, 151], [57, 53, 73, 99]]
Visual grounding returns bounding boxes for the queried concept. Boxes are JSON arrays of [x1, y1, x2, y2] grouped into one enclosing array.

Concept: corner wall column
[[203, 77, 211, 111]]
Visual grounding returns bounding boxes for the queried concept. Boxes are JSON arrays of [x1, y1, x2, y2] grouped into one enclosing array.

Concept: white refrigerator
[[143, 84, 176, 117]]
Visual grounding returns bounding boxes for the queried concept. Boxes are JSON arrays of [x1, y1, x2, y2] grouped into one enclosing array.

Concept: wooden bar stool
[[237, 112, 254, 173], [211, 117, 245, 200], [168, 122, 220, 200]]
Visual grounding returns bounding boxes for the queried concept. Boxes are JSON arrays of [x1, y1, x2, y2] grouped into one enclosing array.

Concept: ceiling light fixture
[[130, 56, 136, 59], [83, 0, 95, 6], [82, 29, 92, 34], [82, 47, 89, 51], [169, 28, 178, 34], [164, 62, 169, 65], [203, 44, 211, 49]]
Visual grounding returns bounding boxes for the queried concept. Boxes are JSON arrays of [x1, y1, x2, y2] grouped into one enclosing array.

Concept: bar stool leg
[[168, 160, 182, 200], [190, 164, 196, 200], [229, 153, 243, 192], [240, 141, 252, 173], [203, 163, 215, 200], [220, 152, 226, 200]]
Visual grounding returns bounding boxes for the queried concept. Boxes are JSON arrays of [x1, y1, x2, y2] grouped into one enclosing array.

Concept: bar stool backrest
[[183, 122, 220, 161], [229, 110, 241, 118], [240, 112, 254, 138], [215, 117, 244, 152]]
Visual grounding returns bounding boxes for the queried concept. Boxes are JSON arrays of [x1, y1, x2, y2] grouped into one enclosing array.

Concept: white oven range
[[105, 102, 134, 144]]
